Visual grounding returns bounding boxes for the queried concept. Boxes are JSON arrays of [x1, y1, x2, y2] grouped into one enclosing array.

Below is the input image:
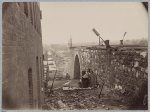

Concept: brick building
[[2, 2, 44, 109]]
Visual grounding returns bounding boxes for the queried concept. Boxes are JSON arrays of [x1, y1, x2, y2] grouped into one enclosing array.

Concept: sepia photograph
[[2, 1, 148, 110]]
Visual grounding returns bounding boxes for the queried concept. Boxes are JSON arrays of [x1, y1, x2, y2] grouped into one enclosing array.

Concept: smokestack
[[120, 40, 123, 45], [105, 40, 110, 48]]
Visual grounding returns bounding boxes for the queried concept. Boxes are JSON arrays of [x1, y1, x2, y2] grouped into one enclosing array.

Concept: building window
[[17, 2, 21, 7], [30, 3, 33, 25], [28, 68, 33, 108], [40, 10, 42, 19], [24, 3, 28, 17], [36, 57, 41, 108]]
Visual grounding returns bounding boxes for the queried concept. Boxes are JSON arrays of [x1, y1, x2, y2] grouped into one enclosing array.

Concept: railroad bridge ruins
[[68, 40, 147, 101]]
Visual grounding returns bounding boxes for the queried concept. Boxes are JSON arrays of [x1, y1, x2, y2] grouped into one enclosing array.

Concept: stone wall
[[2, 2, 44, 109], [75, 45, 147, 102]]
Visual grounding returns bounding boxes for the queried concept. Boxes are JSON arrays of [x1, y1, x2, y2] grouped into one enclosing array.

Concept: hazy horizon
[[41, 2, 148, 45]]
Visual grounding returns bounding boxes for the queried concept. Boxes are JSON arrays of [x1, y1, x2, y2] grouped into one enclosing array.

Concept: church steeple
[[68, 35, 72, 48]]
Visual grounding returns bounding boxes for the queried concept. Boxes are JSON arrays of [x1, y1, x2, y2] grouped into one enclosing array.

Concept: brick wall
[[2, 2, 44, 109]]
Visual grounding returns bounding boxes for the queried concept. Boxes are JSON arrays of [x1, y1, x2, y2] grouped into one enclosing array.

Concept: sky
[[40, 2, 148, 45]]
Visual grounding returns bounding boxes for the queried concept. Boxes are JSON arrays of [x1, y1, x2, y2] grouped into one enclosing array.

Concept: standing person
[[87, 68, 92, 87], [78, 71, 86, 88], [81, 70, 89, 88], [81, 70, 86, 88]]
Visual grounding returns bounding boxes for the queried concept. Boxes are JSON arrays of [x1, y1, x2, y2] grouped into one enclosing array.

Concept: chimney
[[120, 40, 123, 45], [105, 40, 110, 48]]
